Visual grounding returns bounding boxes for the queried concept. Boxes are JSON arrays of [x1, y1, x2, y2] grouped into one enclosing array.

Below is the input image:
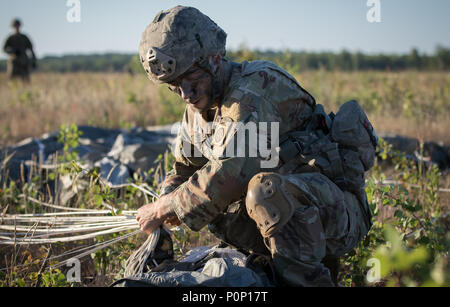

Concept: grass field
[[0, 70, 449, 147], [0, 70, 449, 287]]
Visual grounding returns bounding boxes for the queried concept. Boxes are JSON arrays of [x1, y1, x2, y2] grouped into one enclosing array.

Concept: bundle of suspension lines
[[0, 183, 165, 277]]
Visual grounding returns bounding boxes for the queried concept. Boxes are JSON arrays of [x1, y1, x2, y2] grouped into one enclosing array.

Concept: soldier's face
[[167, 66, 214, 112]]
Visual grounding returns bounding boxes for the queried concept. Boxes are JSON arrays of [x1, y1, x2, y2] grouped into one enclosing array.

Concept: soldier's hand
[[136, 195, 176, 234], [136, 202, 163, 234], [164, 215, 182, 227]]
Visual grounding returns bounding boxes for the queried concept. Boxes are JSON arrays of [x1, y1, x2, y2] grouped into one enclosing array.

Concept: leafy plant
[[57, 123, 83, 164], [340, 138, 449, 287]]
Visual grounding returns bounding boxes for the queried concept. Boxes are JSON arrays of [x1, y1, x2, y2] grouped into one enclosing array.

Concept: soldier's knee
[[245, 173, 299, 238]]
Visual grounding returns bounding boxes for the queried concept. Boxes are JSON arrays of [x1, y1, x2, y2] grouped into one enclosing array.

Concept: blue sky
[[1, 0, 449, 59]]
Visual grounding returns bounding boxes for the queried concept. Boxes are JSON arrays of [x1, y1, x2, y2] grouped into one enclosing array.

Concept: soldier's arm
[[168, 96, 265, 231], [24, 35, 37, 67], [30, 48, 37, 66], [160, 111, 208, 196], [3, 37, 14, 55], [137, 123, 208, 231], [160, 154, 206, 196], [169, 153, 261, 231]]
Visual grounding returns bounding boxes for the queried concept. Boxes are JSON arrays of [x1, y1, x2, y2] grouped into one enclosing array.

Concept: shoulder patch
[[221, 100, 243, 122]]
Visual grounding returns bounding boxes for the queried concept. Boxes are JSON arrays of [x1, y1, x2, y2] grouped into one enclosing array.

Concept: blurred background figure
[[3, 18, 37, 82]]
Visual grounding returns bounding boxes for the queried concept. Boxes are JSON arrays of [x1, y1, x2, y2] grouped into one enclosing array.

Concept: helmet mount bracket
[[147, 47, 177, 81]]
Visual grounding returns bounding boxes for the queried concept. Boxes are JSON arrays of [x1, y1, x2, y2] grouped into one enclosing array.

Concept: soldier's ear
[[208, 55, 222, 74]]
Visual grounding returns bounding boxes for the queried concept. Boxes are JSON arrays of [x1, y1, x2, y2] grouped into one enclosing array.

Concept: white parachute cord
[[20, 195, 101, 212], [49, 230, 142, 270], [0, 178, 168, 279], [124, 227, 160, 277], [0, 220, 138, 237], [0, 230, 141, 272], [0, 224, 139, 245]]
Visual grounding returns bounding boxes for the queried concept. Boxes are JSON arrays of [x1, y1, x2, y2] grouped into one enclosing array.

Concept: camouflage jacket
[[162, 60, 316, 231], [3, 33, 34, 66]]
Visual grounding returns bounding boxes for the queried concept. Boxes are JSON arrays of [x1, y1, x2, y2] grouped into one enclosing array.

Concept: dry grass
[[0, 69, 448, 287], [0, 73, 160, 146], [0, 70, 449, 147], [297, 70, 450, 145]]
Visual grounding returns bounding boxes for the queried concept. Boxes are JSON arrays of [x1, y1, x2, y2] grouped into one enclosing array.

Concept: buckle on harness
[[279, 136, 303, 164]]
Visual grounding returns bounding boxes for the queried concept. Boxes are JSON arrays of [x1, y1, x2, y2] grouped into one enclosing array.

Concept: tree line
[[1, 46, 449, 73]]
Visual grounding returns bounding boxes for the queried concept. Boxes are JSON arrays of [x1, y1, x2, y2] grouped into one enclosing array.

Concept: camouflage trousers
[[7, 59, 30, 82], [209, 172, 370, 287]]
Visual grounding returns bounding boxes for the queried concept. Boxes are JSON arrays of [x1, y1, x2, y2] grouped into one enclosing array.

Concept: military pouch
[[279, 135, 303, 164], [279, 101, 377, 194], [276, 101, 376, 232], [331, 100, 378, 171]]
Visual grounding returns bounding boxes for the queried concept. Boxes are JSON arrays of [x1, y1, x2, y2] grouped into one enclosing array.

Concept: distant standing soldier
[[3, 19, 37, 82]]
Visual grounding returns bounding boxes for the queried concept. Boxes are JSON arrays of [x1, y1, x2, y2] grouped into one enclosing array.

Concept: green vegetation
[[57, 123, 83, 163], [259, 46, 450, 72], [0, 123, 448, 287], [1, 46, 449, 74], [0, 125, 166, 286], [156, 86, 185, 125], [341, 139, 449, 287]]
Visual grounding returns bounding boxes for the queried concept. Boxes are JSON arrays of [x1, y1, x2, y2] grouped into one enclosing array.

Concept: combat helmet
[[11, 19, 21, 28], [139, 6, 227, 84]]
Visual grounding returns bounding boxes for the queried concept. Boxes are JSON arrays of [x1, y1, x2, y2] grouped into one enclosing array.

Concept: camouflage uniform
[[159, 60, 371, 286], [140, 6, 372, 287], [3, 26, 35, 81]]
